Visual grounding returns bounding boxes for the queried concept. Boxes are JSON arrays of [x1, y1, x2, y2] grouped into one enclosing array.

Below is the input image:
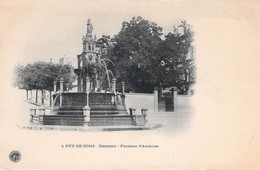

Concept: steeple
[[86, 18, 93, 38], [82, 18, 96, 53]]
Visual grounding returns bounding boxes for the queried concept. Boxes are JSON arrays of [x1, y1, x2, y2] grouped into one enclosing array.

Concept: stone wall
[[125, 93, 155, 114], [25, 89, 194, 112], [125, 92, 194, 113]]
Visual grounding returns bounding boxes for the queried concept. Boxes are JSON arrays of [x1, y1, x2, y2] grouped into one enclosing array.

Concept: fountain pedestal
[[83, 105, 91, 125]]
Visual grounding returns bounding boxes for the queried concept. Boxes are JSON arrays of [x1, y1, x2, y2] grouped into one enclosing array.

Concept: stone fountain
[[30, 19, 148, 126]]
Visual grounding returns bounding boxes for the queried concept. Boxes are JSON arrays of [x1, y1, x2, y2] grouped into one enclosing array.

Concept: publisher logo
[[9, 150, 21, 163]]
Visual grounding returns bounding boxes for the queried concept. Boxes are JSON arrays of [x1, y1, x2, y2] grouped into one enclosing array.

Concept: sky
[[2, 0, 255, 66], [1, 0, 259, 67], [0, 0, 197, 66]]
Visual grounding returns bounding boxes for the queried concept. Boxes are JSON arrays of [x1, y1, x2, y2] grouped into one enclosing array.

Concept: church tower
[[82, 19, 98, 65], [75, 19, 100, 92]]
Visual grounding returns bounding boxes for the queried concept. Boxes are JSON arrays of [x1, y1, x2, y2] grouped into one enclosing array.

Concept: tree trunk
[[42, 89, 44, 105], [26, 89, 28, 101], [49, 90, 52, 107], [36, 89, 38, 103], [30, 89, 32, 101]]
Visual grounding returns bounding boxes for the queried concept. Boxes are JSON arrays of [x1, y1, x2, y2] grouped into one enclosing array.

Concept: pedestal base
[[83, 105, 91, 126]]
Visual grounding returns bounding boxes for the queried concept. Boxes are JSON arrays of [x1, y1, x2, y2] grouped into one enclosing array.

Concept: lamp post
[[83, 77, 91, 125]]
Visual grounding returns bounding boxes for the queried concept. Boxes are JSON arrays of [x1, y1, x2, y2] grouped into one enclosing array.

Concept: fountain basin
[[30, 92, 147, 126], [52, 92, 128, 115], [38, 114, 146, 126]]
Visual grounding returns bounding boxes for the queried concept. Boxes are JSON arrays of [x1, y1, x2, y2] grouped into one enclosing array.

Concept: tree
[[108, 16, 163, 92], [96, 35, 114, 56], [162, 20, 194, 94], [14, 61, 76, 91]]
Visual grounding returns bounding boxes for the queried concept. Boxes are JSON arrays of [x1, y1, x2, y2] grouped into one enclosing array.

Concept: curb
[[17, 123, 162, 132]]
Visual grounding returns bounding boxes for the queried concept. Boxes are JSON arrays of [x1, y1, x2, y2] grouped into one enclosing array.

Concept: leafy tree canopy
[[14, 61, 76, 91], [162, 20, 194, 94], [108, 16, 163, 92], [105, 17, 194, 93]]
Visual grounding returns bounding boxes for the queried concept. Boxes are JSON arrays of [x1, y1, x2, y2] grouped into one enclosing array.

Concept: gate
[[158, 88, 174, 111]]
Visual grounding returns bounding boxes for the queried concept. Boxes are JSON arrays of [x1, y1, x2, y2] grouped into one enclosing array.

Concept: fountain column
[[66, 83, 70, 92], [122, 81, 125, 94], [77, 78, 81, 92], [96, 78, 101, 92], [59, 78, 64, 108], [52, 80, 57, 107], [83, 77, 91, 125], [53, 80, 57, 94], [82, 72, 86, 92], [77, 55, 82, 92], [94, 73, 98, 92], [86, 77, 90, 107], [112, 78, 117, 93]]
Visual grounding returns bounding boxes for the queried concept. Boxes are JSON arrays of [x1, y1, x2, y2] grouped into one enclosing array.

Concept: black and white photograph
[[0, 0, 260, 169]]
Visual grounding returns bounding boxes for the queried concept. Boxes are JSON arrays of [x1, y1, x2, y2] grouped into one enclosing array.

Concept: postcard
[[0, 0, 259, 169]]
